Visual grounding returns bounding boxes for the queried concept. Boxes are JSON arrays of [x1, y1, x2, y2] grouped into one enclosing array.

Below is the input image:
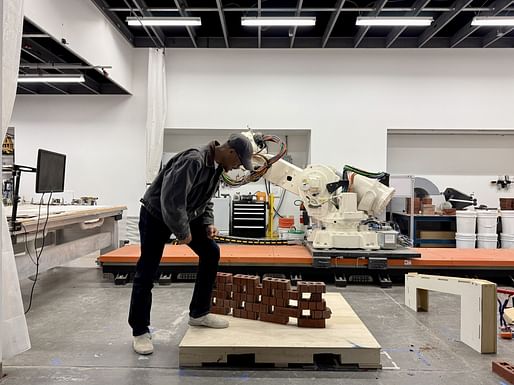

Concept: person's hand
[[177, 234, 192, 244], [206, 225, 218, 240]]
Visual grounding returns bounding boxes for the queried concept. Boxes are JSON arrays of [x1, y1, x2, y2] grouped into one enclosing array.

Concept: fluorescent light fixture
[[471, 16, 514, 26], [126, 17, 201, 26], [356, 17, 433, 26], [18, 74, 85, 83], [241, 17, 316, 26]]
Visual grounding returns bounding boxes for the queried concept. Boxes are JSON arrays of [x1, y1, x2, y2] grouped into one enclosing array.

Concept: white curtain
[[1, 0, 31, 362], [145, 48, 167, 184]]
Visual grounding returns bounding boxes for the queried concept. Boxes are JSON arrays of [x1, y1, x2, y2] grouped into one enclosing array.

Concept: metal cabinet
[[230, 201, 266, 238]]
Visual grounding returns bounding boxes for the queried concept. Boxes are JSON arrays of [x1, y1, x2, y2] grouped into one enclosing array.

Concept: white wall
[[10, 49, 149, 218], [24, 0, 134, 92], [388, 131, 514, 208], [165, 49, 514, 173]]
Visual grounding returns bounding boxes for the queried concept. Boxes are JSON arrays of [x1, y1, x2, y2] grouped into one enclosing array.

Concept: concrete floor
[[2, 255, 514, 385]]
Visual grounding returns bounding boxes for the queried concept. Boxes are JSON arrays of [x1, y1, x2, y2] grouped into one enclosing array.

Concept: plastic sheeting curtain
[[1, 0, 31, 363], [146, 48, 167, 184]]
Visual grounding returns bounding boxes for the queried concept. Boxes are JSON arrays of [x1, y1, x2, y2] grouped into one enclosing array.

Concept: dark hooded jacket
[[141, 141, 223, 239]]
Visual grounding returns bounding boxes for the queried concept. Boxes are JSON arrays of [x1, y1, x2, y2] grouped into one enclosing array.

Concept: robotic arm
[[230, 132, 396, 250], [262, 158, 395, 249]]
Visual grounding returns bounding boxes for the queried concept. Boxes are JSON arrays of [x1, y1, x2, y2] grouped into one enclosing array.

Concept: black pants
[[128, 206, 220, 337]]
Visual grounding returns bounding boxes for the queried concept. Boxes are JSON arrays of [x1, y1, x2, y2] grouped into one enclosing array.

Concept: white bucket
[[501, 211, 514, 234], [501, 233, 514, 249], [477, 233, 498, 249], [455, 233, 476, 249], [476, 210, 498, 235], [456, 211, 477, 234]]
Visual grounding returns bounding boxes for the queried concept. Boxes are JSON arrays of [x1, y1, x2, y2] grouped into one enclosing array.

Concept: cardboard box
[[419, 231, 456, 240]]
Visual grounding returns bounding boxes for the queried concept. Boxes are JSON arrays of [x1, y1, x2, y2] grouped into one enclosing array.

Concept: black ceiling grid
[[94, 0, 514, 48]]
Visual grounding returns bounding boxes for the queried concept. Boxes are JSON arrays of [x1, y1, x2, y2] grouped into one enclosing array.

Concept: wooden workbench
[[8, 204, 126, 280]]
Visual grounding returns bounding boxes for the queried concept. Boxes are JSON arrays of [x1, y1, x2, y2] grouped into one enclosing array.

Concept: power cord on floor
[[24, 192, 52, 314]]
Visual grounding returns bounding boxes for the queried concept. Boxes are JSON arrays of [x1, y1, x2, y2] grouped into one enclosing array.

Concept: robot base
[[311, 229, 380, 250]]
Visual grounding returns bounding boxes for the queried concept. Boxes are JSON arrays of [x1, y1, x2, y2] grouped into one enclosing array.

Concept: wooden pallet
[[179, 293, 381, 369]]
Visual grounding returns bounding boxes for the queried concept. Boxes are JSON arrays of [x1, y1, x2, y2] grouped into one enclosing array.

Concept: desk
[[7, 205, 126, 280], [392, 213, 456, 247]]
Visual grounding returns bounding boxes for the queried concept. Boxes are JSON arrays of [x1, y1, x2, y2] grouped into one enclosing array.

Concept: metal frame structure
[[17, 19, 128, 95], [94, 0, 514, 48]]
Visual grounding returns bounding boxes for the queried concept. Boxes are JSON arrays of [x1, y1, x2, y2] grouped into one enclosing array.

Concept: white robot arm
[[262, 158, 395, 249]]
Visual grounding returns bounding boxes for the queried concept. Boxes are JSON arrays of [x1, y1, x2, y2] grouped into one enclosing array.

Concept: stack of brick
[[232, 274, 261, 320], [260, 277, 296, 325], [210, 272, 332, 328], [210, 272, 233, 315], [296, 281, 332, 328]]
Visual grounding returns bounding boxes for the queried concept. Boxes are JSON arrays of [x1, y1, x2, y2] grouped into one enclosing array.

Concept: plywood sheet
[[179, 293, 381, 368]]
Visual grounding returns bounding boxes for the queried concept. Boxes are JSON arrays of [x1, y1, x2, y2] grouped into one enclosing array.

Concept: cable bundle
[[221, 134, 287, 187], [343, 165, 387, 180]]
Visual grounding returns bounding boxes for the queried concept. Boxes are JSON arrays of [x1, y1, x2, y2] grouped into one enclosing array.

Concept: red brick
[[211, 306, 230, 315], [298, 301, 310, 310], [260, 312, 289, 325], [312, 310, 322, 319], [242, 293, 259, 303], [216, 272, 226, 283], [297, 317, 326, 328], [276, 279, 291, 291], [262, 277, 274, 289], [288, 290, 299, 300], [297, 282, 313, 293], [276, 298, 288, 307], [217, 272, 233, 282], [246, 311, 259, 320], [248, 276, 260, 287], [492, 361, 514, 385], [308, 282, 325, 293], [316, 300, 326, 310], [310, 293, 322, 302], [274, 306, 300, 318]]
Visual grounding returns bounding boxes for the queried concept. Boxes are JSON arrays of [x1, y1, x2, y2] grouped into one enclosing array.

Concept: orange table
[[98, 244, 514, 269]]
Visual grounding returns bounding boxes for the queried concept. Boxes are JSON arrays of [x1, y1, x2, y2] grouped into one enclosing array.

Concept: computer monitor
[[36, 149, 66, 193]]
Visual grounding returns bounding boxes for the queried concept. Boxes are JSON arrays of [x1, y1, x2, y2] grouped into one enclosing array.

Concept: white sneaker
[[188, 313, 229, 328], [133, 333, 153, 355]]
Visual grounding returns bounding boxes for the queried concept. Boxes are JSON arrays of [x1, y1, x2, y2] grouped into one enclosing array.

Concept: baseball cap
[[227, 133, 254, 171]]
